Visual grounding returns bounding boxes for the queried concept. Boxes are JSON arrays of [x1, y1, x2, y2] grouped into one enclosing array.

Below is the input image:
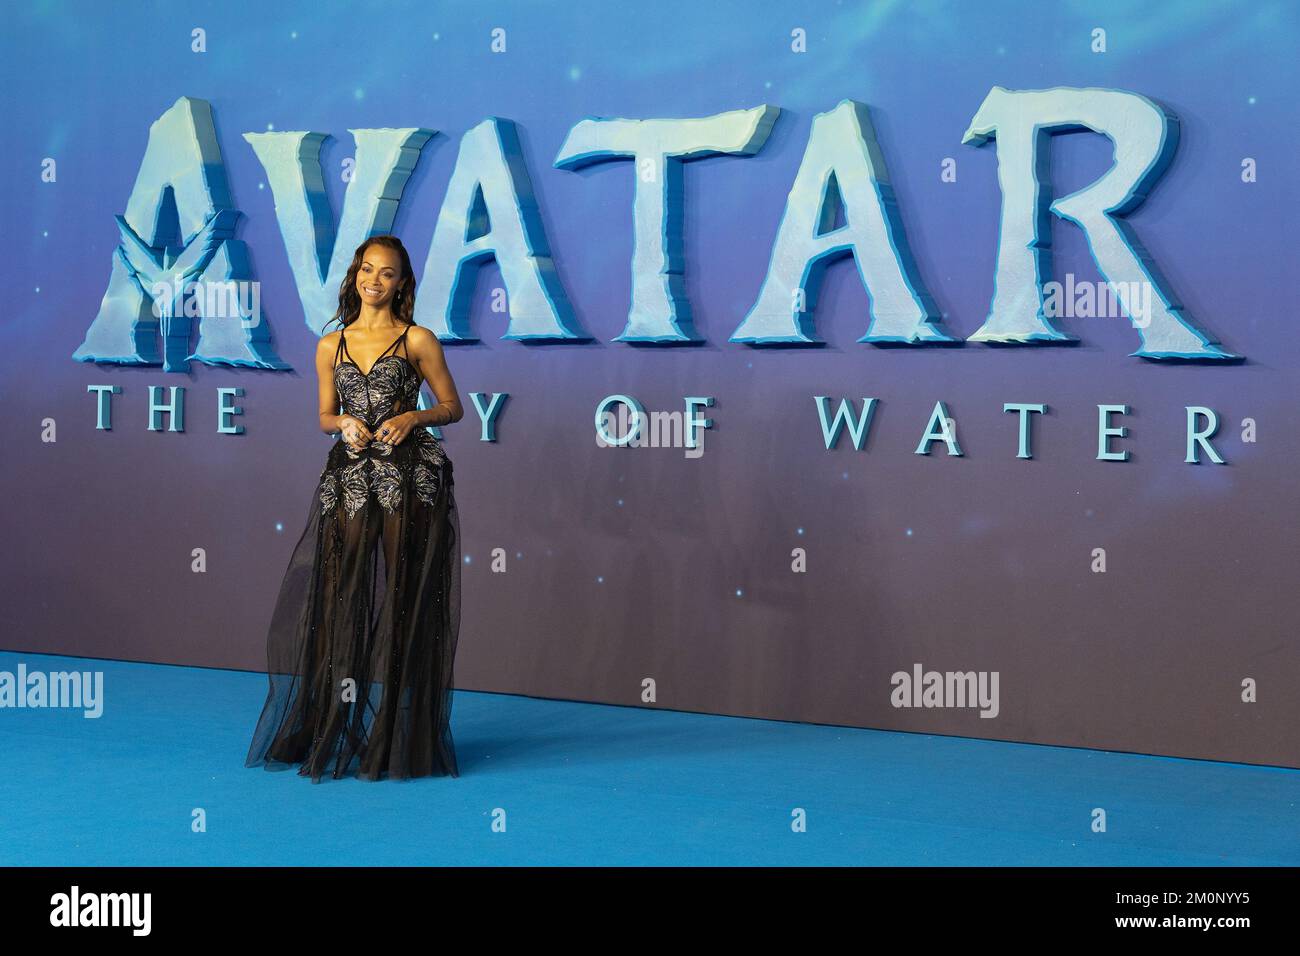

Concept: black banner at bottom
[[0, 865, 1289, 939]]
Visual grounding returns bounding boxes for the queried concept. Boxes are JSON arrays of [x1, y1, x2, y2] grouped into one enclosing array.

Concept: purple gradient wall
[[2, 0, 1296, 767]]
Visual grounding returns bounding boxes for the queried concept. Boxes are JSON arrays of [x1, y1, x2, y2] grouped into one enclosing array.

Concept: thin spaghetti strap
[[375, 325, 410, 362], [332, 324, 408, 372], [333, 327, 347, 368]]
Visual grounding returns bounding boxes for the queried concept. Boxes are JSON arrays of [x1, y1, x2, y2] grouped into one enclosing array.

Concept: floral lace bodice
[[317, 325, 449, 520]]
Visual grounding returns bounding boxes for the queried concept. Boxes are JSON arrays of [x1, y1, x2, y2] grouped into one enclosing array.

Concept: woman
[[245, 234, 464, 782]]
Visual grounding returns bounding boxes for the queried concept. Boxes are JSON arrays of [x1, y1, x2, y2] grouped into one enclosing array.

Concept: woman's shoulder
[[316, 329, 345, 367], [403, 323, 445, 353]]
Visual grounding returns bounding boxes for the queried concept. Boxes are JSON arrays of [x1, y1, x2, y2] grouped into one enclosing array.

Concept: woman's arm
[[316, 333, 345, 434], [406, 326, 464, 427], [316, 333, 371, 448]]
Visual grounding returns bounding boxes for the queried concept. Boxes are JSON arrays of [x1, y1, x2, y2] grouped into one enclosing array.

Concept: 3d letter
[[815, 396, 878, 450], [245, 125, 433, 335], [962, 86, 1236, 360], [595, 395, 645, 445], [1004, 402, 1047, 459], [1186, 406, 1225, 464], [75, 97, 288, 371], [916, 401, 962, 456], [731, 100, 952, 346], [1097, 404, 1131, 460], [556, 105, 780, 342], [417, 119, 585, 342]]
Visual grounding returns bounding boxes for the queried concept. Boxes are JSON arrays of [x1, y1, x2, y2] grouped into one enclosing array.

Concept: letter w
[[815, 396, 877, 449]]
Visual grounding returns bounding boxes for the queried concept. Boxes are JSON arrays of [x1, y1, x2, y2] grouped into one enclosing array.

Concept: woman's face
[[356, 245, 402, 309]]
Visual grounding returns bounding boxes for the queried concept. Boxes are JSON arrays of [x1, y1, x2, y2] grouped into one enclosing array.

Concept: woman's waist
[[329, 428, 447, 463], [341, 407, 406, 428], [330, 437, 412, 463]]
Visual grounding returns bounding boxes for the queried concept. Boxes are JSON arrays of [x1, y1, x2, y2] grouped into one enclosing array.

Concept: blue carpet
[[0, 652, 1296, 866]]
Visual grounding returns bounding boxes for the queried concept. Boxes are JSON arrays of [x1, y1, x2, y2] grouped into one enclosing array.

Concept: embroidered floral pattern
[[371, 460, 403, 512], [319, 472, 338, 514], [338, 459, 372, 519], [410, 463, 435, 507]]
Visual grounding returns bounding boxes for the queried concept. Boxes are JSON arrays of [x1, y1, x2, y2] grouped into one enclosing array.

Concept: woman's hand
[[373, 411, 418, 447], [339, 415, 373, 451]]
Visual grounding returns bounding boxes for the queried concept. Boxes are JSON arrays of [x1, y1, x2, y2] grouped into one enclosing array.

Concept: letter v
[[244, 128, 435, 334]]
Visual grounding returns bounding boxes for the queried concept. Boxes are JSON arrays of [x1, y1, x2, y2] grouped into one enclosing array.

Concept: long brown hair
[[327, 234, 417, 330]]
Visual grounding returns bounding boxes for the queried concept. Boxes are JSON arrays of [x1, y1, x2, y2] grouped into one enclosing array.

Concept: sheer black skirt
[[245, 439, 460, 782]]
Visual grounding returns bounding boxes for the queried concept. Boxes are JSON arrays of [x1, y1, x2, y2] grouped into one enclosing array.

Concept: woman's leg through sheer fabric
[[246, 455, 460, 782]]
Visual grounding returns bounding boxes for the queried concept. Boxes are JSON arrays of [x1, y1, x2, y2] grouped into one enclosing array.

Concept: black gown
[[245, 323, 461, 782]]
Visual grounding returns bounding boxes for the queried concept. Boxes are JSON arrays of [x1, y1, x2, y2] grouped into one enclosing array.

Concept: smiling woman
[[245, 234, 466, 782]]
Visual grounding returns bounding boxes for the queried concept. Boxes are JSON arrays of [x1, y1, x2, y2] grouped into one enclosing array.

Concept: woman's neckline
[[339, 324, 409, 376]]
